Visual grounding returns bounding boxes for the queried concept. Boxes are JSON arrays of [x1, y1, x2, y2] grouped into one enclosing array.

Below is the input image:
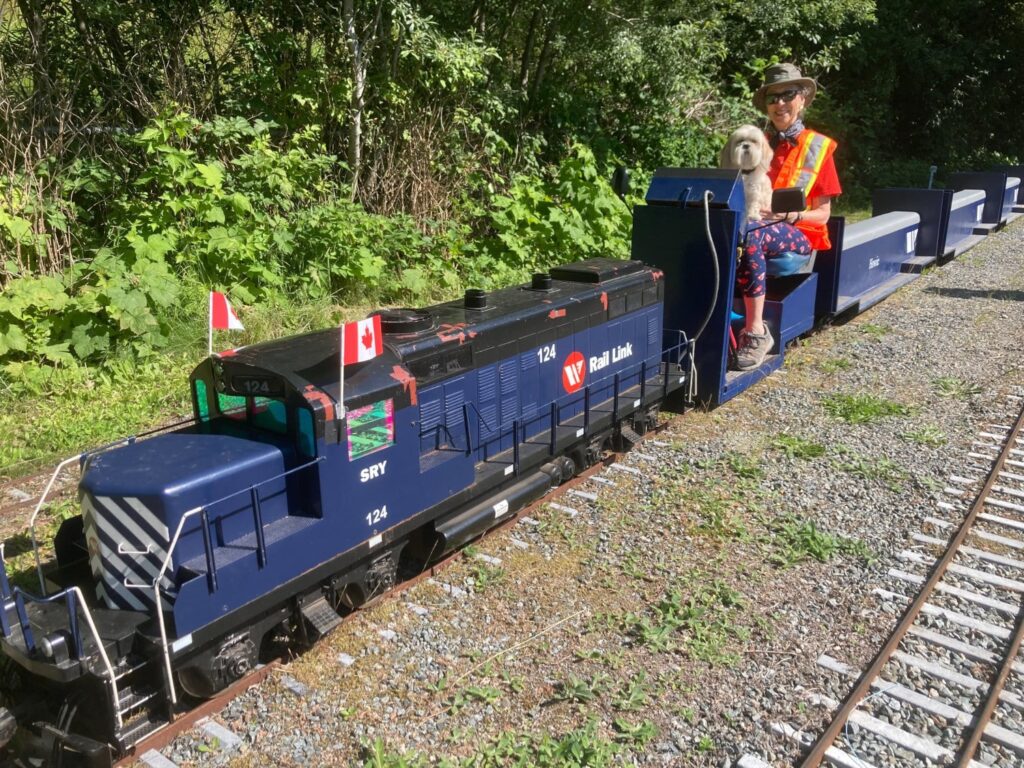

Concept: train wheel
[[0, 706, 15, 749]]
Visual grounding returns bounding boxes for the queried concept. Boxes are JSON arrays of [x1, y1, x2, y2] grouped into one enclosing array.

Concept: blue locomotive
[[0, 164, 1020, 765], [0, 257, 688, 765]]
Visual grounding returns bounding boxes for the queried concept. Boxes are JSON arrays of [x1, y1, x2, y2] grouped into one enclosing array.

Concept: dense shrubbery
[[2, 0, 1020, 370], [0, 113, 634, 364]]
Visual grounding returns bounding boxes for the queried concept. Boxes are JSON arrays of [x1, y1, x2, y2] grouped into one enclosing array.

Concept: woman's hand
[[759, 209, 796, 223]]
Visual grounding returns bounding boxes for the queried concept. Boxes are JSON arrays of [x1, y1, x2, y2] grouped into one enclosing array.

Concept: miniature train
[[1, 165, 1021, 766]]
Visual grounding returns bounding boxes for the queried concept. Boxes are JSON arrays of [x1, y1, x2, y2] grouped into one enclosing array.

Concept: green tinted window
[[252, 398, 287, 434], [297, 407, 317, 457], [194, 380, 210, 421], [217, 392, 247, 420]]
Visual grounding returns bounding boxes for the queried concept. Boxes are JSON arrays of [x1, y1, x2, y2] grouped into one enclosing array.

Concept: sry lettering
[[359, 460, 388, 483]]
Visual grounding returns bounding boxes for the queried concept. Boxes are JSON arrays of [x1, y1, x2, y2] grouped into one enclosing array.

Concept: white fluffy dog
[[719, 125, 773, 222]]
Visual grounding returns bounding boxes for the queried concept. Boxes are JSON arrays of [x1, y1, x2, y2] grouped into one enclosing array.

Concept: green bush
[[472, 144, 632, 287]]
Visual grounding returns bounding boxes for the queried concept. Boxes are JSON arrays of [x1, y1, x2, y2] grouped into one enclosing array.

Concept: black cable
[[690, 190, 720, 343]]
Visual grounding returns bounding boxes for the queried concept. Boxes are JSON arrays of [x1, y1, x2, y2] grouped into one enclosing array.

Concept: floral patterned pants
[[737, 222, 812, 298]]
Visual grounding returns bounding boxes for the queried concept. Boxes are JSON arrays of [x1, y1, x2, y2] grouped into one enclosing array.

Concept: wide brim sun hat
[[753, 63, 817, 113]]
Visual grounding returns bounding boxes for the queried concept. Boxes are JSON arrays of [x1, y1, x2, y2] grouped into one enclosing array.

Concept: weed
[[360, 739, 426, 768], [726, 452, 763, 479], [822, 393, 912, 424], [612, 672, 652, 711], [769, 516, 875, 567], [469, 563, 505, 591], [573, 648, 625, 669], [859, 323, 890, 338], [820, 357, 852, 373], [696, 734, 716, 753], [834, 450, 908, 489], [554, 673, 610, 704], [612, 717, 657, 746], [620, 554, 654, 582], [904, 425, 947, 446], [425, 674, 448, 694], [686, 487, 748, 541], [464, 685, 502, 705], [625, 580, 747, 665], [501, 670, 525, 694], [933, 376, 982, 399], [771, 434, 826, 460], [467, 721, 621, 766]]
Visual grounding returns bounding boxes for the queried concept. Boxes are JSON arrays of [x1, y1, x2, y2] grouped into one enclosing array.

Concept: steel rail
[[798, 400, 1024, 768]]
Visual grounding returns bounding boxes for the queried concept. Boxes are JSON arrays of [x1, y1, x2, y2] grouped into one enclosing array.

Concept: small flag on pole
[[209, 291, 245, 356], [341, 316, 383, 365], [210, 291, 245, 331], [339, 315, 384, 417]]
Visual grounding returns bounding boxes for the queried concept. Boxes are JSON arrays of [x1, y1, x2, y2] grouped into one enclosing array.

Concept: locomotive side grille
[[478, 366, 497, 401], [648, 315, 659, 346], [81, 493, 175, 612], [499, 360, 517, 423]]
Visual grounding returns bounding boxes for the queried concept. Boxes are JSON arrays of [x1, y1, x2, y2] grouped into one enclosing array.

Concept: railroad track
[[100, 430, 665, 767], [741, 390, 1024, 768]]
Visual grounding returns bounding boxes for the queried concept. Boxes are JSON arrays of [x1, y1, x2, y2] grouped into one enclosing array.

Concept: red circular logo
[[561, 351, 586, 393]]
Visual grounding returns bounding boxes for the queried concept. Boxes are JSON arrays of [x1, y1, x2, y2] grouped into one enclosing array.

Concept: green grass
[[822, 393, 912, 424], [834, 450, 909, 489], [932, 376, 982, 399], [0, 291, 346, 477], [0, 355, 193, 474], [904, 425, 948, 446], [771, 434, 826, 460], [858, 323, 890, 338], [819, 357, 853, 373]]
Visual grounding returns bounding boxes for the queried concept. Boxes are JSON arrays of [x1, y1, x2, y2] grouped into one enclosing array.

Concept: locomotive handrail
[[3, 581, 123, 729], [138, 454, 326, 708], [27, 415, 199, 595], [419, 422, 462, 453]]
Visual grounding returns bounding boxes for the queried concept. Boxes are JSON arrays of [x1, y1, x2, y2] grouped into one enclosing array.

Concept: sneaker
[[734, 326, 774, 371]]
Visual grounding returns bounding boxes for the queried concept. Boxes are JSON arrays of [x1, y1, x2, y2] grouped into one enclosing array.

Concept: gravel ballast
[[149, 220, 1024, 767]]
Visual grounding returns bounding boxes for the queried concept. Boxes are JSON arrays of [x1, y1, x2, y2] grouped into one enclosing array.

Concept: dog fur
[[719, 125, 773, 222]]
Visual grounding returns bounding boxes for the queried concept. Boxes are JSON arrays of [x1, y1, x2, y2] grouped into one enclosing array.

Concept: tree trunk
[[15, 0, 52, 123], [528, 18, 557, 112], [518, 7, 541, 91], [342, 0, 366, 201]]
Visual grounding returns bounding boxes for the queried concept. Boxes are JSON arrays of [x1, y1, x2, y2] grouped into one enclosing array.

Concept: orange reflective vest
[[772, 129, 837, 250]]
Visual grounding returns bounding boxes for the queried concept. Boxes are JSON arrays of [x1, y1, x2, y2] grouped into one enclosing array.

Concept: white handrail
[[28, 455, 80, 594], [150, 506, 204, 706], [67, 586, 124, 729]]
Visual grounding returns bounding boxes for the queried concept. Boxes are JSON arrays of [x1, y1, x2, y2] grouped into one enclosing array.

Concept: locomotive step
[[116, 683, 162, 717], [299, 595, 344, 638], [115, 711, 168, 751], [618, 423, 643, 447]]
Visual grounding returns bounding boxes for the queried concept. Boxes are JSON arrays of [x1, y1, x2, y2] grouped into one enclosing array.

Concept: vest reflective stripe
[[773, 130, 837, 250], [776, 130, 836, 197]]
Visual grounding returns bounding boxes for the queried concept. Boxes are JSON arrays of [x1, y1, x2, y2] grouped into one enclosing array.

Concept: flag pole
[[338, 323, 346, 419], [208, 291, 213, 357]]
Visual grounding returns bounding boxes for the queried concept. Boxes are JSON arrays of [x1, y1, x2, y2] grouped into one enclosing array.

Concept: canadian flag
[[341, 315, 383, 365], [210, 291, 245, 331]]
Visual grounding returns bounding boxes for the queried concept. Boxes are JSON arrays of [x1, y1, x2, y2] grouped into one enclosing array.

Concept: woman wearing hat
[[734, 63, 842, 371]]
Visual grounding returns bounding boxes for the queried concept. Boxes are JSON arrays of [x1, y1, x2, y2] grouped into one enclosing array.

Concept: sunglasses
[[766, 89, 802, 105]]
